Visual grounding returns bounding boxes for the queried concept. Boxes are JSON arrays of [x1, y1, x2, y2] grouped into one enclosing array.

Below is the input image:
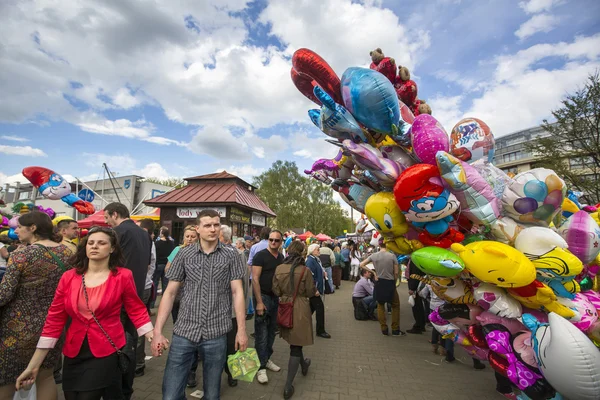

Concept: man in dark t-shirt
[[251, 230, 284, 384]]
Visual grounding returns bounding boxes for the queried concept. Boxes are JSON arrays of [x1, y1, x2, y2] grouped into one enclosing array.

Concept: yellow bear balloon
[[365, 192, 422, 254], [451, 241, 536, 288]]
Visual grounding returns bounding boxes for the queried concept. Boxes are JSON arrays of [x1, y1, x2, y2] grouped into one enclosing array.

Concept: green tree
[[142, 177, 186, 189], [253, 160, 352, 236], [525, 72, 600, 204]]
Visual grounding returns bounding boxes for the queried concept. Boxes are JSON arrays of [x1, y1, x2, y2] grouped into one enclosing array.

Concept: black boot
[[301, 358, 311, 376], [473, 358, 486, 370], [284, 356, 301, 399]]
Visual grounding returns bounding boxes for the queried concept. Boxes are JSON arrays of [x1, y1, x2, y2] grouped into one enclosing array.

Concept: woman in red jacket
[[16, 226, 153, 400]]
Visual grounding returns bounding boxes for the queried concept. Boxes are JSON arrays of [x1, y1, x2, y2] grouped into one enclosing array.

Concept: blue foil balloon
[[341, 67, 401, 135]]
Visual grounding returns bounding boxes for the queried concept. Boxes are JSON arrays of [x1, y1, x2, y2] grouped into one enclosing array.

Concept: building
[[144, 171, 276, 243], [493, 125, 551, 175], [2, 175, 172, 219]]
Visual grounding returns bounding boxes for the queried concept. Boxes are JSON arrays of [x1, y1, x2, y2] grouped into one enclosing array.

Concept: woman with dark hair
[[272, 241, 316, 399], [16, 226, 153, 400], [0, 211, 72, 400]]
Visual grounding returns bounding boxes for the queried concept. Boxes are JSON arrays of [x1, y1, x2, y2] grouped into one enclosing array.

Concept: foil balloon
[[410, 246, 465, 277], [451, 241, 537, 288], [340, 67, 407, 136], [436, 151, 500, 227], [291, 48, 342, 106], [409, 114, 450, 166], [394, 164, 463, 248], [342, 140, 402, 188], [308, 86, 368, 143], [449, 118, 495, 164], [502, 168, 566, 227], [304, 150, 355, 185], [470, 159, 512, 202], [399, 100, 415, 124], [523, 312, 600, 400], [482, 323, 556, 400], [515, 227, 583, 299], [508, 280, 576, 319], [558, 210, 600, 265], [428, 309, 459, 336], [438, 303, 483, 327], [557, 293, 598, 332], [364, 192, 422, 254], [451, 330, 490, 361], [337, 181, 375, 214], [473, 284, 523, 319], [411, 274, 476, 304], [7, 215, 18, 240], [22, 166, 95, 214], [379, 145, 415, 171], [476, 311, 526, 334]]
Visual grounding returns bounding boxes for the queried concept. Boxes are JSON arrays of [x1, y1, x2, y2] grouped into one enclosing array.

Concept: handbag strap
[[81, 274, 121, 354], [35, 244, 67, 273], [291, 267, 306, 303]]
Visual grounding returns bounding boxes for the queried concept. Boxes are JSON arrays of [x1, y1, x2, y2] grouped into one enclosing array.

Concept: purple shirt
[[352, 277, 374, 298]]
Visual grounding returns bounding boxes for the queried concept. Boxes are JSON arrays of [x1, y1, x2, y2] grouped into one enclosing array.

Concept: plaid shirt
[[166, 241, 246, 342]]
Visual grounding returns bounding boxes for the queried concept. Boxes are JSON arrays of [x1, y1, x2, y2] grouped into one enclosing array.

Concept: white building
[[2, 175, 173, 219]]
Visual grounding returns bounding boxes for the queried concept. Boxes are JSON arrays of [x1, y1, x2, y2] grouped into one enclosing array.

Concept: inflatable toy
[[475, 311, 525, 334], [557, 292, 598, 332], [369, 48, 396, 84], [515, 227, 583, 299], [342, 140, 402, 188], [451, 330, 490, 361], [410, 246, 465, 277], [436, 151, 500, 227], [365, 192, 422, 254], [472, 284, 523, 318], [449, 118, 495, 164], [304, 150, 355, 185], [291, 48, 342, 106], [508, 280, 576, 319], [502, 168, 566, 227], [558, 210, 600, 265], [523, 312, 600, 400], [410, 114, 449, 166], [411, 274, 476, 305], [490, 216, 525, 245], [308, 86, 368, 143], [22, 166, 95, 214], [394, 164, 463, 248]]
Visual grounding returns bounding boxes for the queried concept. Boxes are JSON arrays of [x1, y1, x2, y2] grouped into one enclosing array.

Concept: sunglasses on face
[[88, 226, 114, 234], [268, 238, 281, 243]]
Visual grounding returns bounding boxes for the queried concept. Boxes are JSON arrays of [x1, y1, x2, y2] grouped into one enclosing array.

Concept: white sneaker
[[265, 359, 281, 372], [257, 369, 268, 384]]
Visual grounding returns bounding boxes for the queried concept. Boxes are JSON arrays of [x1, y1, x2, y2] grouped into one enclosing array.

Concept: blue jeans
[[162, 334, 227, 400], [324, 266, 334, 293], [151, 263, 168, 307], [254, 293, 279, 368], [362, 295, 377, 316]]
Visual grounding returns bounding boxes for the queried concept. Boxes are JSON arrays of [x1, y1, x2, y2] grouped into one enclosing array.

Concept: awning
[[297, 231, 314, 241], [131, 208, 160, 221], [77, 210, 110, 228], [315, 233, 332, 241]]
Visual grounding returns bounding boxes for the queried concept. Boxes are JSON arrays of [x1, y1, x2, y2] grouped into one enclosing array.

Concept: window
[[502, 166, 519, 175], [18, 191, 30, 200], [569, 156, 594, 169], [503, 151, 520, 163]]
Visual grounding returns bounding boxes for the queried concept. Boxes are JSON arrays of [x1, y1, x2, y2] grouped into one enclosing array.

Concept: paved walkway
[[59, 282, 497, 399]]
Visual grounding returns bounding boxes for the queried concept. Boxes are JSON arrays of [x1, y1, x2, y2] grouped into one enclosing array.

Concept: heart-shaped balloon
[[291, 48, 342, 106]]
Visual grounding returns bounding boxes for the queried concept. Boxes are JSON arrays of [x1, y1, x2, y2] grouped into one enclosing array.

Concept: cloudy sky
[[1, 0, 599, 192]]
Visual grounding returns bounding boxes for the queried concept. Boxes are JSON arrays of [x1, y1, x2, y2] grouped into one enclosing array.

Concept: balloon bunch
[[0, 204, 57, 240], [291, 47, 600, 399]]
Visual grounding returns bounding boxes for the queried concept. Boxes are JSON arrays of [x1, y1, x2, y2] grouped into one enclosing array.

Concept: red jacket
[[38, 267, 152, 358]]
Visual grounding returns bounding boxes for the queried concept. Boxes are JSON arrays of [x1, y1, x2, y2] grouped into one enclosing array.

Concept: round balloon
[[501, 168, 566, 226], [410, 114, 450, 166], [450, 118, 495, 164], [559, 210, 600, 265]]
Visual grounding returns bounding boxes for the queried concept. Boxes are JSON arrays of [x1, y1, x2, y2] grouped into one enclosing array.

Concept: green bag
[[227, 348, 260, 382]]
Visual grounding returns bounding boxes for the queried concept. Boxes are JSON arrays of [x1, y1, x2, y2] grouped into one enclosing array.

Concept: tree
[[142, 177, 186, 189], [525, 72, 600, 204], [253, 160, 353, 236]]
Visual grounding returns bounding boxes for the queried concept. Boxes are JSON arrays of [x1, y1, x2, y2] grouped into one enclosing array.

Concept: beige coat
[[272, 262, 317, 346]]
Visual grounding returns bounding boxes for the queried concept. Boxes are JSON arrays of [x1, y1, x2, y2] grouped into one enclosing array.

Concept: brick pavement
[[59, 282, 497, 400]]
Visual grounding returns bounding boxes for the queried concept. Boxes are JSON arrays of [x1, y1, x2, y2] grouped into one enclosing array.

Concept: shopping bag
[[13, 384, 36, 400], [227, 348, 260, 382], [408, 294, 415, 307]]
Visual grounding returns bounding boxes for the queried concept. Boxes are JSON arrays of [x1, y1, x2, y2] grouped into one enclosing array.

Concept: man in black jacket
[[406, 260, 427, 334], [104, 202, 151, 399]]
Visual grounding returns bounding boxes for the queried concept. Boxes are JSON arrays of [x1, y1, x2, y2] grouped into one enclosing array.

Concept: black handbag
[[82, 274, 131, 372]]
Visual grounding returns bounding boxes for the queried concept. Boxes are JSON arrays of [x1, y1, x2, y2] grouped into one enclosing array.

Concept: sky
[[1, 0, 599, 216]]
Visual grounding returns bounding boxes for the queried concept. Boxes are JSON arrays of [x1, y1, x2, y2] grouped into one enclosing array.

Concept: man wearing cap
[[360, 240, 405, 336]]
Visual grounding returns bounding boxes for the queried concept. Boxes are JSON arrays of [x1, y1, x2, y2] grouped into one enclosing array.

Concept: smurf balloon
[[22, 166, 95, 214], [449, 118, 495, 164], [502, 168, 566, 226], [394, 164, 463, 248]]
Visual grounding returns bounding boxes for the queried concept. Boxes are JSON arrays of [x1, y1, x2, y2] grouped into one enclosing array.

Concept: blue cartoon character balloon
[[22, 166, 95, 214], [340, 67, 410, 137], [308, 86, 368, 143]]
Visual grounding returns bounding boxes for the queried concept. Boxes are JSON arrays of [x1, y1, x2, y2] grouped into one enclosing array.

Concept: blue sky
[[1, 0, 599, 204]]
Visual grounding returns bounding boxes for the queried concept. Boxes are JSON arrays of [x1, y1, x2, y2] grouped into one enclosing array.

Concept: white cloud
[[0, 135, 29, 142], [216, 164, 265, 182], [83, 153, 136, 172], [112, 87, 141, 109], [515, 14, 559, 40], [428, 95, 464, 132], [0, 145, 47, 157], [293, 149, 313, 158], [465, 34, 600, 137], [76, 117, 154, 139], [137, 162, 170, 180], [519, 0, 561, 14]]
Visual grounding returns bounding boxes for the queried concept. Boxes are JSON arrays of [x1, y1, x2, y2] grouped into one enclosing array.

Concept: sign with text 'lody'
[[176, 207, 226, 219]]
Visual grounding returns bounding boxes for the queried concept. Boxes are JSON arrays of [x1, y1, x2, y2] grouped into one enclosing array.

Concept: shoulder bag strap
[[35, 244, 67, 273], [291, 267, 306, 303], [81, 274, 122, 354]]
